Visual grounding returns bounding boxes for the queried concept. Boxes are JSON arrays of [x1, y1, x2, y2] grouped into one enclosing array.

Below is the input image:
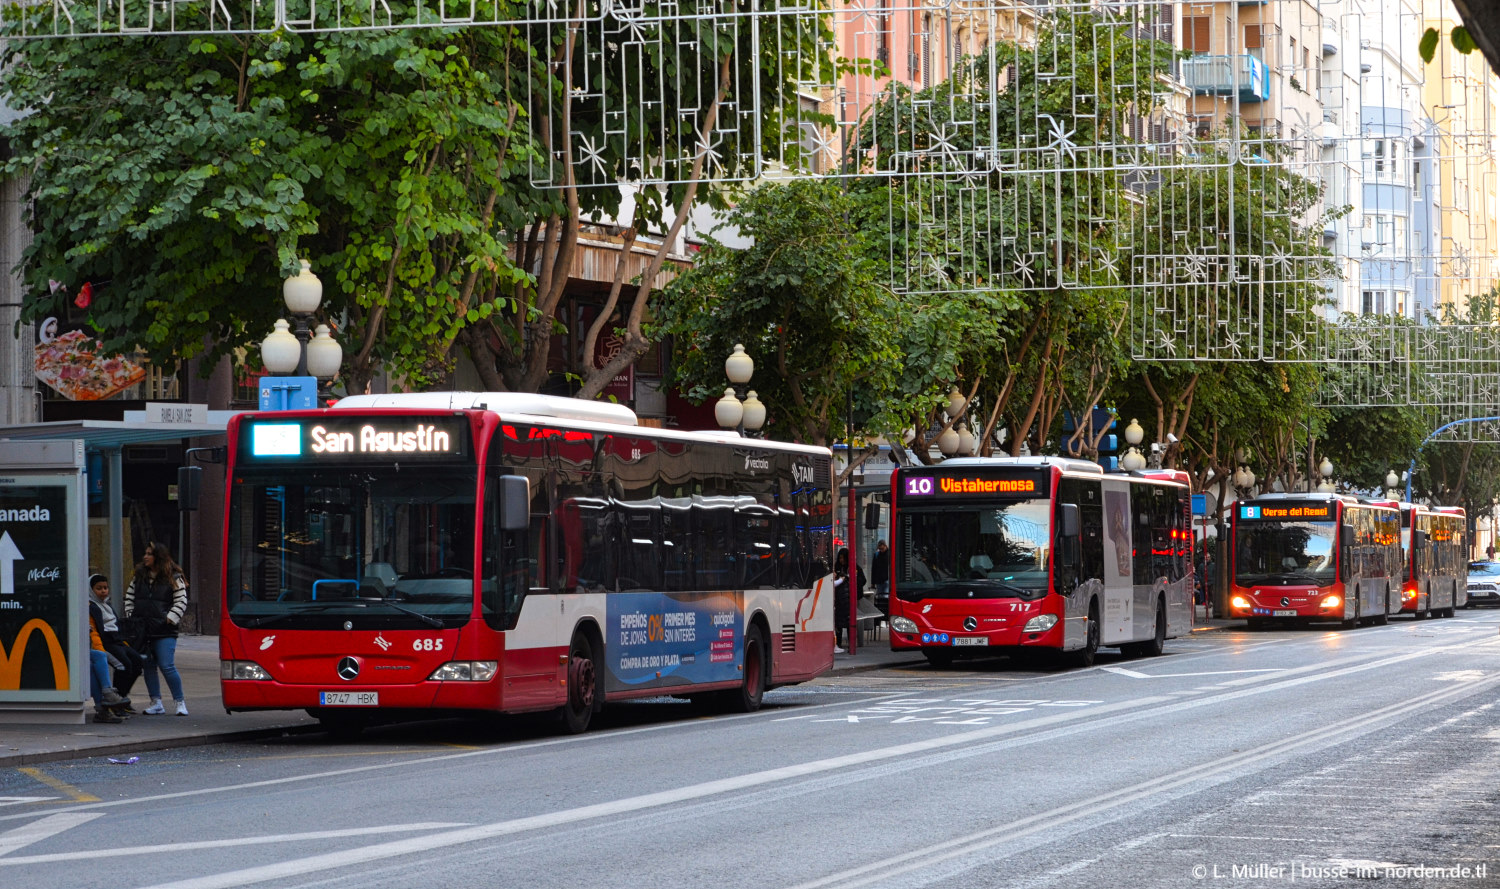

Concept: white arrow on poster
[[0, 531, 19, 597]]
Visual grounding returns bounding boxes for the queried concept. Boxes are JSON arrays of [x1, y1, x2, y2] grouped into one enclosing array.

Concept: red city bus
[[886, 457, 1193, 668], [219, 393, 834, 736], [1230, 494, 1402, 629], [1398, 504, 1467, 618]]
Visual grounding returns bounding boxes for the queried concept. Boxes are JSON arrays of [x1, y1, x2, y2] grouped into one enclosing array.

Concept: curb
[[0, 723, 320, 769], [827, 658, 926, 677]]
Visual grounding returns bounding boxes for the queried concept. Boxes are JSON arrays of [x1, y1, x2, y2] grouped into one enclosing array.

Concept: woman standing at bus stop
[[124, 542, 189, 716]]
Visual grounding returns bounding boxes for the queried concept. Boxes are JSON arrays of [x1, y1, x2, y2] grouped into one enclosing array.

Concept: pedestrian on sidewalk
[[124, 542, 189, 716], [89, 574, 143, 709], [871, 539, 890, 616]]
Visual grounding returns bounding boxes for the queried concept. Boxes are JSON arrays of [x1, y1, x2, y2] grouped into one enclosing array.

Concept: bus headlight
[[1231, 596, 1250, 610], [428, 661, 499, 682], [1321, 595, 1342, 609], [890, 616, 919, 634], [1022, 614, 1058, 633], [220, 661, 271, 681]]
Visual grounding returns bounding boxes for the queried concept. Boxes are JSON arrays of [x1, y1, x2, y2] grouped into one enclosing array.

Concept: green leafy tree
[[852, 9, 1175, 460], [658, 178, 900, 448], [2, 22, 542, 392]]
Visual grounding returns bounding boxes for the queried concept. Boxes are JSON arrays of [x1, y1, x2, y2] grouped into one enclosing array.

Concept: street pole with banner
[[0, 440, 89, 723]]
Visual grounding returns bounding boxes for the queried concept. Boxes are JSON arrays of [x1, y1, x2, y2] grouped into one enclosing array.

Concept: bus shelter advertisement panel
[[606, 592, 742, 693], [0, 483, 72, 695]]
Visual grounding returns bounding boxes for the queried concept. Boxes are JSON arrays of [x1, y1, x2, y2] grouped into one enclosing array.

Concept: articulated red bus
[[1229, 494, 1402, 629], [886, 457, 1194, 667], [219, 393, 834, 735], [1398, 504, 1467, 618]]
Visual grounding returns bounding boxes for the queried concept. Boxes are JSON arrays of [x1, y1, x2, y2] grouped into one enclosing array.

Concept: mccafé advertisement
[[0, 482, 73, 694]]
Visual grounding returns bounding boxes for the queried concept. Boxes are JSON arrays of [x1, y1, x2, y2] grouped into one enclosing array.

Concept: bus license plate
[[1272, 610, 1297, 617], [319, 692, 378, 706], [952, 636, 987, 647]]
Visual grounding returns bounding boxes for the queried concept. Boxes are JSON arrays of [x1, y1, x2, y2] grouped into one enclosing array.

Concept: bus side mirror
[[498, 475, 530, 531], [1060, 503, 1080, 538], [1341, 525, 1354, 548], [1413, 530, 1427, 549], [864, 502, 881, 530]]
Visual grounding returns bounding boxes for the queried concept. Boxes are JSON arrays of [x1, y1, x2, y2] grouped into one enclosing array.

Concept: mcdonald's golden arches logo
[[0, 618, 70, 690]]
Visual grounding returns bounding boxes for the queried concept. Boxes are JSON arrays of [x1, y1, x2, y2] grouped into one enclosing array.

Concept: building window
[[1186, 16, 1211, 53], [1361, 290, 1387, 314]]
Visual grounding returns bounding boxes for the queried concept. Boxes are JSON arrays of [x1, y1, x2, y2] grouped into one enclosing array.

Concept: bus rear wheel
[[723, 624, 767, 713], [1124, 598, 1166, 658], [559, 632, 598, 734]]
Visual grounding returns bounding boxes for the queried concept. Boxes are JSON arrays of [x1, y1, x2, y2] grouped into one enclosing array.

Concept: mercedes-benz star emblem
[[337, 657, 360, 681], [1281, 597, 1290, 607], [963, 616, 978, 631]]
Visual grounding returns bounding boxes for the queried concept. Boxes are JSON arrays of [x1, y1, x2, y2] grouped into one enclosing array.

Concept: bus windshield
[[1235, 522, 1337, 586], [227, 465, 478, 629], [896, 499, 1051, 599]]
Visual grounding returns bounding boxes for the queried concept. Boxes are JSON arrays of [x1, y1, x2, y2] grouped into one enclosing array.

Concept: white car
[[1466, 561, 1500, 607]]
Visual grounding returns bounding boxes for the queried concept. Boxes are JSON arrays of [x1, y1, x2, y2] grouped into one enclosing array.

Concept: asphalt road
[[3, 612, 1498, 889]]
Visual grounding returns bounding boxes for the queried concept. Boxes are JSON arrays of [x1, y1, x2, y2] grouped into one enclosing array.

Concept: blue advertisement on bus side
[[605, 592, 742, 692]]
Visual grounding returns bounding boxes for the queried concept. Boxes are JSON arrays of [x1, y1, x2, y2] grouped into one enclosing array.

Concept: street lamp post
[[1120, 418, 1147, 471], [1316, 457, 1336, 493], [714, 344, 766, 437], [259, 260, 342, 410]]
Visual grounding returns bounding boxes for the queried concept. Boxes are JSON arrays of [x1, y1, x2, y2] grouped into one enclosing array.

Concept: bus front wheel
[[1069, 601, 1100, 668], [560, 632, 598, 734], [924, 648, 955, 668]]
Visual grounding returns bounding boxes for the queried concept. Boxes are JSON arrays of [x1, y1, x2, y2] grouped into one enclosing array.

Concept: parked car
[[1465, 561, 1500, 607]]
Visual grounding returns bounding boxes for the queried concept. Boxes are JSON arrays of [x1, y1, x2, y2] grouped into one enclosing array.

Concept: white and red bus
[[1398, 503, 1467, 618], [1229, 494, 1402, 629], [886, 457, 1194, 667], [219, 393, 834, 735]]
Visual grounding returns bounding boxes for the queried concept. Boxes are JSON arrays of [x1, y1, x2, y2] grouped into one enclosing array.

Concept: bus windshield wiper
[[357, 598, 445, 628], [242, 603, 344, 628], [933, 579, 1036, 598]]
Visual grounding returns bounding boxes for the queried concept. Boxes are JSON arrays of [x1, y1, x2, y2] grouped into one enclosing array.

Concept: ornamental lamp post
[[714, 344, 766, 437], [259, 259, 342, 409], [1317, 457, 1336, 493], [1120, 418, 1147, 471]]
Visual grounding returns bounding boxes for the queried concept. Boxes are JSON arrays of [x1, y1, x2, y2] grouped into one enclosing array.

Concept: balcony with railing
[[1181, 54, 1270, 103]]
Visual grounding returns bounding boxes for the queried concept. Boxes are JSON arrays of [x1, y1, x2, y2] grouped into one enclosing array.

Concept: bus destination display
[[899, 470, 1049, 500], [243, 417, 470, 461], [1238, 503, 1333, 520]]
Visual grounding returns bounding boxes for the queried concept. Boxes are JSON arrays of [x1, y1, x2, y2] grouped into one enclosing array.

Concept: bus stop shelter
[[0, 411, 232, 609]]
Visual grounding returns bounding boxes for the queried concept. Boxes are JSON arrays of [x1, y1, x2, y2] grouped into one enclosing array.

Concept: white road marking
[[0, 798, 54, 808], [1102, 666, 1284, 679], [0, 822, 469, 865], [136, 696, 1172, 889], [786, 675, 1500, 889], [0, 691, 907, 828], [0, 813, 101, 857]]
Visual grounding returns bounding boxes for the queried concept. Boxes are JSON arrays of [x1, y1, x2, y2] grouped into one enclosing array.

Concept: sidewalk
[[0, 619, 1236, 769]]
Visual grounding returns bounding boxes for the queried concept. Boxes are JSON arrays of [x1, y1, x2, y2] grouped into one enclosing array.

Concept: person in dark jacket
[[123, 542, 189, 716], [870, 540, 890, 616], [832, 547, 866, 653], [89, 574, 143, 708]]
